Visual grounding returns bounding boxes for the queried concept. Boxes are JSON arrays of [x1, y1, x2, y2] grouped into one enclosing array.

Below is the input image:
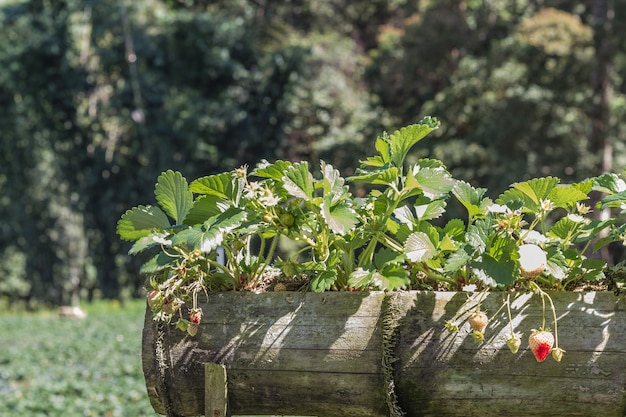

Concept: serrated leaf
[[375, 264, 410, 290], [547, 185, 588, 209], [155, 170, 193, 225], [439, 234, 457, 252], [599, 191, 626, 209], [321, 197, 358, 235], [581, 258, 606, 281], [513, 177, 559, 203], [140, 252, 175, 274], [444, 246, 472, 273], [465, 220, 490, 252], [189, 172, 238, 200], [409, 166, 454, 199], [252, 160, 294, 180], [444, 219, 466, 240], [374, 247, 404, 269], [117, 205, 171, 241], [375, 132, 392, 164], [593, 173, 626, 194], [389, 119, 439, 167], [321, 161, 350, 205], [171, 207, 246, 252], [547, 217, 584, 240], [545, 247, 567, 280], [128, 233, 162, 255], [282, 162, 315, 199], [349, 267, 375, 288], [393, 206, 416, 228], [453, 180, 488, 219], [405, 232, 437, 262], [348, 166, 400, 186], [472, 253, 517, 287], [184, 195, 231, 225], [311, 270, 337, 293], [414, 198, 447, 221]]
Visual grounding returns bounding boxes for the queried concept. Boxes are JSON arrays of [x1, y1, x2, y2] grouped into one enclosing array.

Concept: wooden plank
[[143, 292, 387, 416], [205, 363, 228, 417], [391, 291, 626, 417], [142, 291, 626, 417]]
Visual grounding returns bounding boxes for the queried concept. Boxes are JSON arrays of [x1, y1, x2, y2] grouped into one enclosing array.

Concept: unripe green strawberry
[[468, 311, 488, 334], [274, 282, 287, 292], [187, 323, 199, 337], [506, 333, 521, 354], [147, 290, 162, 309], [528, 329, 554, 362], [551, 347, 565, 362], [161, 298, 176, 315]]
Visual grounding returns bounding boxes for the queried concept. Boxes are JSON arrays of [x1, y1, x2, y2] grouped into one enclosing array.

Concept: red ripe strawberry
[[528, 329, 554, 362], [468, 311, 488, 334]]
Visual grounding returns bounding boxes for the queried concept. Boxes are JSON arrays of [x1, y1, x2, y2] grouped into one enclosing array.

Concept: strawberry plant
[[118, 117, 626, 362]]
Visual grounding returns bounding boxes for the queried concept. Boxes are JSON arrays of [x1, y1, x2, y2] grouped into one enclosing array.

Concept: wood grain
[[142, 291, 626, 417]]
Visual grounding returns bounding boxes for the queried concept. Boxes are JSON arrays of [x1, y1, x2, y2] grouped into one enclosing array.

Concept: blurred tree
[[0, 0, 386, 305]]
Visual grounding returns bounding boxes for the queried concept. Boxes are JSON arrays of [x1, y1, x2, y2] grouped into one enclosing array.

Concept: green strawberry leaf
[[172, 207, 247, 252], [408, 166, 454, 200], [582, 258, 607, 281], [155, 170, 193, 225], [404, 231, 437, 262], [321, 196, 358, 235], [497, 177, 559, 212], [140, 252, 175, 274], [545, 246, 567, 280], [251, 159, 294, 180], [348, 166, 400, 186], [374, 247, 404, 269], [117, 205, 172, 241], [321, 161, 350, 205], [453, 180, 488, 220], [444, 246, 472, 273], [128, 233, 164, 255], [349, 267, 375, 288], [547, 217, 585, 241], [189, 172, 240, 201], [599, 191, 626, 209], [547, 185, 588, 209], [283, 162, 315, 199], [443, 218, 466, 240], [389, 118, 439, 168], [376, 264, 410, 290], [184, 195, 231, 225], [592, 173, 625, 194], [311, 269, 337, 293], [472, 252, 517, 287]]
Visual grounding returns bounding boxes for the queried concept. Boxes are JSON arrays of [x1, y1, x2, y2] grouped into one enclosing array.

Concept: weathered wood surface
[[142, 291, 626, 417]]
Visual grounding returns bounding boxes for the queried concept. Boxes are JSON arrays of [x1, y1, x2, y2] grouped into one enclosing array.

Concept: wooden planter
[[142, 291, 626, 417]]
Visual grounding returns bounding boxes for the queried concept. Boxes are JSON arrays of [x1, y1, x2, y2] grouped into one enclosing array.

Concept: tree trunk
[[589, 0, 615, 262]]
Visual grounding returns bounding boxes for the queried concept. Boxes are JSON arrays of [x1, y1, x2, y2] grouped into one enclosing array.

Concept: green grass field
[[0, 300, 160, 416]]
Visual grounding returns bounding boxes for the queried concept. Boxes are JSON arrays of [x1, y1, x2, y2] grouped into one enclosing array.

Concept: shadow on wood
[[142, 291, 626, 417]]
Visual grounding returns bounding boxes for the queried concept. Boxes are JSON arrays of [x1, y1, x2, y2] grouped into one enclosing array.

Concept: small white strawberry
[[468, 311, 488, 334], [519, 244, 547, 278]]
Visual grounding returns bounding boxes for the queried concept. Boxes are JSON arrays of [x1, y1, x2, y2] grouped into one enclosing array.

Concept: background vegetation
[[1, 0, 625, 306], [0, 300, 157, 416]]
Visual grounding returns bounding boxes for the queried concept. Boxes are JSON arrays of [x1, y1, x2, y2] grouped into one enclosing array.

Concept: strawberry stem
[[529, 281, 560, 349]]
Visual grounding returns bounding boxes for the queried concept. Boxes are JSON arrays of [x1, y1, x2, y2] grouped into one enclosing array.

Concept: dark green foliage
[[1, 0, 626, 304]]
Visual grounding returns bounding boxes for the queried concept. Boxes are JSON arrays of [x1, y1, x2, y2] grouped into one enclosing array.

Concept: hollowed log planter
[[142, 291, 626, 417]]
